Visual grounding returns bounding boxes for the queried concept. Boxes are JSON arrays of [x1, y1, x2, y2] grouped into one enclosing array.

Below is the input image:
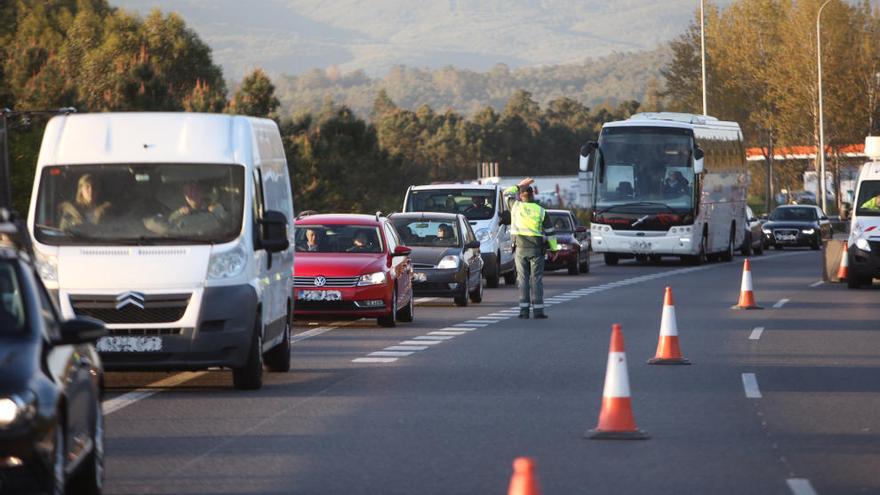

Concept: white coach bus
[[582, 112, 748, 265]]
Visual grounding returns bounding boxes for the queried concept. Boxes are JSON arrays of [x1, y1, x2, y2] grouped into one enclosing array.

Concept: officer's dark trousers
[[515, 251, 544, 313]]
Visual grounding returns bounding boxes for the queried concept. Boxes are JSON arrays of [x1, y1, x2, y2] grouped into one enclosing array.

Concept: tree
[[229, 68, 280, 118]]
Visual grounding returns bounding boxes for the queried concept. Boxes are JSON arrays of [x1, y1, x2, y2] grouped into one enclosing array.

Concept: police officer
[[504, 178, 558, 319]]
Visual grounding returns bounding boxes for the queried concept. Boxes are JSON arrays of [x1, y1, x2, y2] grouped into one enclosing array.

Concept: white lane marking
[[441, 327, 476, 331], [291, 325, 337, 343], [749, 327, 765, 340], [384, 345, 429, 351], [400, 340, 442, 346], [478, 316, 508, 320], [369, 351, 413, 357], [414, 297, 438, 304], [809, 281, 824, 288], [773, 298, 790, 309], [465, 319, 496, 324], [414, 335, 454, 340], [787, 478, 818, 495], [457, 323, 488, 327], [103, 371, 206, 415], [353, 357, 398, 363], [429, 331, 467, 336], [742, 373, 762, 399]]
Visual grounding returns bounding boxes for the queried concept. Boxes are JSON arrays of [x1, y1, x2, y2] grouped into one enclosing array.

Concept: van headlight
[[35, 251, 58, 282], [855, 238, 871, 252], [437, 255, 460, 269], [357, 271, 387, 286], [208, 242, 247, 279], [475, 228, 491, 242]]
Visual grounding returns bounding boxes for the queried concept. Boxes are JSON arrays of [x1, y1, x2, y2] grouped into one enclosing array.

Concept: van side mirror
[[500, 210, 511, 225], [53, 317, 107, 346], [259, 210, 289, 253]]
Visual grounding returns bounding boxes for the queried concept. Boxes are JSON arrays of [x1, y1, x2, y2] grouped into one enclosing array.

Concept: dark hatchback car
[[390, 213, 484, 306], [0, 214, 107, 495], [762, 205, 832, 250], [543, 209, 591, 275]]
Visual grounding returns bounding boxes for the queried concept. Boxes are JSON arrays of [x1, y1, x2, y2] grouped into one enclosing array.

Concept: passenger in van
[[59, 174, 112, 231]]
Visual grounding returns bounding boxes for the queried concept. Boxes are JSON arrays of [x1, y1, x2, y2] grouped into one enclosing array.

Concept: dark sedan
[[543, 209, 591, 275], [0, 215, 107, 494], [761, 205, 833, 250], [390, 213, 483, 306]]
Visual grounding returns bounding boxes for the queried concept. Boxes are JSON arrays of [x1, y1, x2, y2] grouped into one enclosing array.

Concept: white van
[[27, 113, 294, 389], [403, 184, 514, 287], [846, 136, 880, 288]]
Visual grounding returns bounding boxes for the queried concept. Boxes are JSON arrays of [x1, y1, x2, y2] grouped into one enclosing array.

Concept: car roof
[[295, 213, 383, 226], [410, 184, 498, 191], [389, 212, 461, 221]]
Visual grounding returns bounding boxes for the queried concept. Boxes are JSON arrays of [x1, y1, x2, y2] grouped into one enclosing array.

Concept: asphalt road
[[101, 250, 880, 495]]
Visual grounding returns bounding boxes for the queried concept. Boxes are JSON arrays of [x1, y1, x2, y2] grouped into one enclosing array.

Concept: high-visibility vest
[[510, 201, 546, 237], [861, 196, 880, 210]]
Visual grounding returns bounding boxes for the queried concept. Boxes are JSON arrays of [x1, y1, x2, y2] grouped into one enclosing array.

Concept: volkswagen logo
[[314, 276, 327, 287], [115, 291, 146, 310]]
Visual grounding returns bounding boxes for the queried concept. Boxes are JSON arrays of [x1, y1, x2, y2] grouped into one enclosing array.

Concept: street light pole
[[700, 0, 707, 116], [817, 0, 832, 213]]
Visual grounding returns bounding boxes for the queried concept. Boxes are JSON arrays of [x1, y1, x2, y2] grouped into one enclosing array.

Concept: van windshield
[[33, 164, 245, 246], [406, 189, 496, 220]]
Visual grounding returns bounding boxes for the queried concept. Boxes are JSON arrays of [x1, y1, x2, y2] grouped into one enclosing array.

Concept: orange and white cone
[[586, 324, 649, 440], [507, 457, 540, 495], [648, 287, 691, 365], [732, 259, 763, 310], [836, 242, 849, 281]]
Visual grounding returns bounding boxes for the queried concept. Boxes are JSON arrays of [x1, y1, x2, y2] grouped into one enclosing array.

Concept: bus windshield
[[406, 189, 496, 221], [33, 164, 245, 246], [595, 128, 695, 213]]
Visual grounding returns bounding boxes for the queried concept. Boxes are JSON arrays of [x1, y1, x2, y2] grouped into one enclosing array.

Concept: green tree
[[229, 68, 280, 119]]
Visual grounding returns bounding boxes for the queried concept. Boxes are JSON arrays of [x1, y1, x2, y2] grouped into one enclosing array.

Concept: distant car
[[740, 206, 765, 256], [389, 212, 483, 306], [761, 205, 833, 250], [293, 214, 414, 327], [543, 209, 591, 274], [0, 212, 107, 495]]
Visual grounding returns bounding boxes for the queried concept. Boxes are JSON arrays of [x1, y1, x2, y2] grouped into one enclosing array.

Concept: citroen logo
[[314, 276, 327, 287], [115, 291, 146, 310]]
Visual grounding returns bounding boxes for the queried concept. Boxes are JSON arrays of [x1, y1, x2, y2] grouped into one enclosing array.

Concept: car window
[[35, 274, 61, 340], [383, 224, 398, 252], [390, 218, 460, 247], [770, 207, 817, 221], [294, 224, 384, 253], [0, 260, 26, 334], [548, 213, 574, 232], [405, 189, 496, 221], [461, 217, 476, 243]]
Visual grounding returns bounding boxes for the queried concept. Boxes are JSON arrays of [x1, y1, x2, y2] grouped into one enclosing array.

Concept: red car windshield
[[295, 225, 384, 253]]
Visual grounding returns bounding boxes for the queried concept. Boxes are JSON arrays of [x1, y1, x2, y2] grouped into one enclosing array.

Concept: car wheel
[[378, 288, 398, 327], [741, 232, 752, 256], [48, 422, 66, 495], [469, 273, 483, 303], [811, 236, 821, 250], [567, 256, 580, 275], [397, 289, 414, 322], [264, 309, 291, 372], [233, 316, 264, 390], [846, 269, 865, 289], [579, 255, 590, 274], [454, 276, 469, 307], [69, 397, 104, 495], [604, 253, 619, 266], [486, 254, 501, 288]]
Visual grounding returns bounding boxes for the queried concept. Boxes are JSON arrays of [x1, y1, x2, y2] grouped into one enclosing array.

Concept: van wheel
[[378, 289, 398, 327], [69, 397, 104, 495], [397, 289, 414, 322], [264, 310, 291, 372], [486, 254, 501, 288], [233, 317, 264, 390]]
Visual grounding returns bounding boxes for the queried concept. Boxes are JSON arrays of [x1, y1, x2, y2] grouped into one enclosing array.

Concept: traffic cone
[[732, 259, 763, 310], [836, 242, 849, 281], [507, 457, 540, 495], [648, 287, 691, 365], [586, 324, 649, 440]]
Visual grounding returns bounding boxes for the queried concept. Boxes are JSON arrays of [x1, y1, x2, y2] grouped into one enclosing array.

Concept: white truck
[[845, 136, 880, 288], [27, 112, 295, 389]]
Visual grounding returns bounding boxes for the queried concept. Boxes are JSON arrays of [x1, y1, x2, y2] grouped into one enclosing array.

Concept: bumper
[[764, 232, 817, 247], [412, 268, 465, 297], [100, 285, 259, 371], [544, 249, 578, 270], [591, 232, 695, 255], [293, 283, 393, 319], [849, 245, 880, 278]]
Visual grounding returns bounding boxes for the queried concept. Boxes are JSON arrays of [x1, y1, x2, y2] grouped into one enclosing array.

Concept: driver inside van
[[144, 181, 227, 234]]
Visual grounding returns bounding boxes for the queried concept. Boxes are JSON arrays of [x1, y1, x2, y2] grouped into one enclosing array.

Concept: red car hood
[[294, 253, 387, 277]]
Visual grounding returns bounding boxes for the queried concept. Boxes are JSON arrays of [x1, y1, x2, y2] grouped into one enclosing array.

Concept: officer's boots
[[518, 308, 530, 319], [533, 309, 548, 319]]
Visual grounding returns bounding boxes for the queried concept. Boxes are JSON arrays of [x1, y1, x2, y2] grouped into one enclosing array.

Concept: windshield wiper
[[596, 202, 677, 215]]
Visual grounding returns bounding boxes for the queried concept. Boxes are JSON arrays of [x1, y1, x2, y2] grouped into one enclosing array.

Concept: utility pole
[[700, 0, 707, 116]]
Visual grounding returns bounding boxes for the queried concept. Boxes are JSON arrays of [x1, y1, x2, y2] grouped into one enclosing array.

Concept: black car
[[740, 206, 765, 256], [0, 212, 107, 494], [762, 205, 833, 250], [543, 209, 591, 274], [390, 213, 483, 306]]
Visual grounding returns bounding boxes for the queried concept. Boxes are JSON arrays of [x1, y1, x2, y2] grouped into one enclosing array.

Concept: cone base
[[585, 428, 649, 440], [731, 304, 763, 310], [647, 357, 691, 365]]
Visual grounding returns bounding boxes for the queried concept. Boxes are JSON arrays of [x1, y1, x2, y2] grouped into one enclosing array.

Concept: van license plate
[[298, 290, 342, 301], [96, 336, 162, 352]]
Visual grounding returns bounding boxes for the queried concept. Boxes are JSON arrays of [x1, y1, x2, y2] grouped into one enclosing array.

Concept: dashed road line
[[742, 373, 762, 399], [773, 298, 790, 309], [400, 340, 442, 346], [369, 351, 414, 357], [809, 281, 824, 287], [429, 331, 467, 336], [749, 327, 765, 340], [787, 478, 818, 495], [385, 345, 429, 351], [441, 326, 476, 331], [353, 357, 398, 363], [103, 371, 206, 415]]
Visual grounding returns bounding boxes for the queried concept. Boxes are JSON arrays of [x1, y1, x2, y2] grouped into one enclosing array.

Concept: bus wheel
[[720, 226, 734, 262]]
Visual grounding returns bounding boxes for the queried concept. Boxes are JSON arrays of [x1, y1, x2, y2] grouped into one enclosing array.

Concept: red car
[[544, 209, 591, 275], [293, 214, 414, 327]]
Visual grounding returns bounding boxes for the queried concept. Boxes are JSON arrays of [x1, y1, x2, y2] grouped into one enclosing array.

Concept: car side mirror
[[259, 210, 289, 253], [392, 245, 411, 257], [465, 240, 481, 249], [500, 210, 511, 225], [54, 316, 107, 346]]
